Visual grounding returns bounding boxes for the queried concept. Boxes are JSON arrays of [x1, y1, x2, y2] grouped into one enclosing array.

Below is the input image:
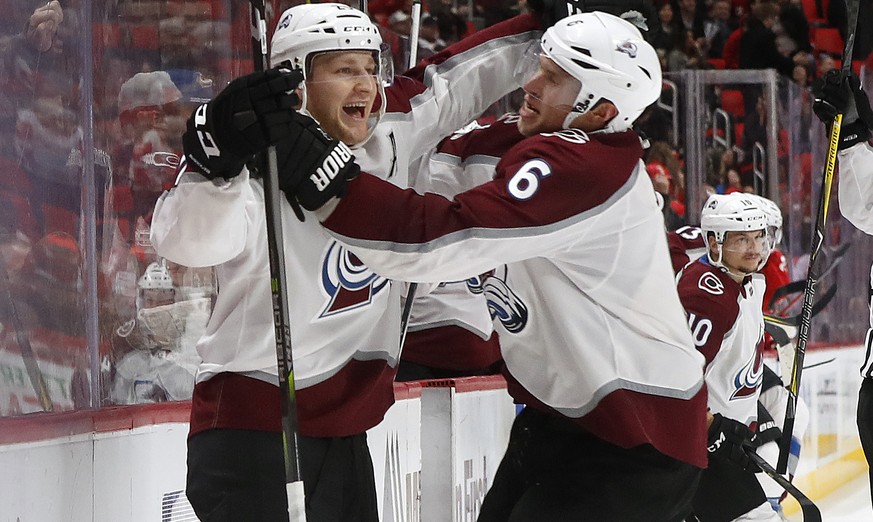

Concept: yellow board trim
[[782, 446, 868, 516]]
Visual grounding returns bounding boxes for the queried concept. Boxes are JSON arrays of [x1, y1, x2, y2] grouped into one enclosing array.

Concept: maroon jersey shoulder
[[677, 261, 743, 364], [494, 129, 643, 209], [667, 226, 706, 274], [436, 114, 524, 160]]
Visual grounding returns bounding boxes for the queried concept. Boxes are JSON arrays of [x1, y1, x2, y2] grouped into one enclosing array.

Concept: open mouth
[[521, 97, 539, 116], [343, 102, 367, 119]]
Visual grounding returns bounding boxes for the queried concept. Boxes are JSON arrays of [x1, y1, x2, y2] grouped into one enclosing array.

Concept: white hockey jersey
[[835, 141, 873, 378], [149, 14, 543, 436], [319, 127, 709, 467], [837, 142, 873, 234], [677, 259, 766, 426]]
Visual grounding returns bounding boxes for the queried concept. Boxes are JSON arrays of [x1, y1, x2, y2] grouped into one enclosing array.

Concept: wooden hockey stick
[[749, 451, 822, 522], [249, 3, 306, 520], [776, 0, 860, 474]]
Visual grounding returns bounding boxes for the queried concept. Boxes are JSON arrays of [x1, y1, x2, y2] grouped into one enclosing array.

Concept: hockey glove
[[527, 0, 651, 30], [275, 113, 360, 212], [182, 68, 304, 179], [707, 413, 761, 473], [812, 70, 873, 150]]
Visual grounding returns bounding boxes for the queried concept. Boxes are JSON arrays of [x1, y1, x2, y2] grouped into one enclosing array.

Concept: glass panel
[[671, 68, 873, 345], [0, 1, 89, 415]]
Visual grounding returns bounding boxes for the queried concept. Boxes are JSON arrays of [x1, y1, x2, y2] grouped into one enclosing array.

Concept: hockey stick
[[767, 242, 849, 309], [408, 0, 422, 70], [764, 282, 838, 331], [399, 283, 418, 352], [249, 2, 306, 520], [749, 451, 822, 522], [776, 0, 860, 474], [0, 257, 52, 412], [764, 284, 836, 356], [802, 357, 836, 370]]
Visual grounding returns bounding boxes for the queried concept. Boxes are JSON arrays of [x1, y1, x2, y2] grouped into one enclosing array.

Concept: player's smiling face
[[305, 50, 377, 146], [517, 55, 581, 136]]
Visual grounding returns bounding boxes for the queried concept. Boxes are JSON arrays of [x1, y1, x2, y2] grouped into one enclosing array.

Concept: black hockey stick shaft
[[764, 282, 838, 329], [249, 2, 306, 520], [399, 283, 418, 352], [776, 0, 860, 474], [749, 452, 822, 522], [0, 259, 52, 412], [768, 242, 849, 307]]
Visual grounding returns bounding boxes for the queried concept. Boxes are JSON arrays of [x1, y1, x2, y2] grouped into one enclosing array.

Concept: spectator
[[416, 15, 447, 59], [827, 0, 872, 66], [703, 0, 736, 58], [648, 161, 685, 229], [649, 0, 684, 55], [739, 1, 809, 77], [775, 0, 812, 57], [673, 0, 706, 38], [430, 0, 471, 44], [667, 29, 708, 70]]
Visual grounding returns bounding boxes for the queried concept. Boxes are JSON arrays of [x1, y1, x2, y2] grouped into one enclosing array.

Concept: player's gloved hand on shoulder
[[275, 112, 360, 213], [707, 413, 761, 473], [812, 70, 873, 150], [527, 0, 650, 30], [182, 68, 304, 179]]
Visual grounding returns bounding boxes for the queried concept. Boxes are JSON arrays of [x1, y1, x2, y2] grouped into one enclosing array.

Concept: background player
[[677, 194, 779, 521]]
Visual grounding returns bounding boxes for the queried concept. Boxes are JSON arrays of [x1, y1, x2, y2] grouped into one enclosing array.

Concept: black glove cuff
[[840, 120, 872, 150]]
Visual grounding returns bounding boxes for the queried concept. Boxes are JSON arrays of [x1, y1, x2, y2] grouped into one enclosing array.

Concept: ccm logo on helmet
[[344, 26, 378, 34], [310, 142, 354, 191]]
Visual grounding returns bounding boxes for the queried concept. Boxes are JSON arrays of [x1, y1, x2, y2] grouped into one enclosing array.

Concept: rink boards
[[0, 347, 865, 521]]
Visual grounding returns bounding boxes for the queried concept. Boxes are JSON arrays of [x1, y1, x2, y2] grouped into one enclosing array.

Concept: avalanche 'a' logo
[[730, 348, 764, 400], [318, 241, 389, 318], [482, 267, 528, 333]]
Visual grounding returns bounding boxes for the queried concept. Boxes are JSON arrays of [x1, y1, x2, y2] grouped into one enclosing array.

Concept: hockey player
[[666, 194, 804, 518], [150, 4, 550, 521], [812, 68, 873, 503], [676, 194, 779, 522], [397, 114, 524, 381], [277, 12, 708, 521]]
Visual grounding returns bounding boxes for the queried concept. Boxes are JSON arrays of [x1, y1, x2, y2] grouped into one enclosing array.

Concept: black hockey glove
[[812, 70, 873, 150], [182, 68, 304, 179], [707, 413, 761, 473], [753, 402, 782, 447], [527, 0, 651, 30], [275, 113, 360, 213]]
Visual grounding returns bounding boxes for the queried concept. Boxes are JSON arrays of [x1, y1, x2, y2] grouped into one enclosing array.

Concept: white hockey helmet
[[270, 3, 389, 142], [748, 194, 783, 246], [539, 11, 662, 131], [136, 259, 175, 311], [700, 193, 769, 273], [271, 4, 384, 77]]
